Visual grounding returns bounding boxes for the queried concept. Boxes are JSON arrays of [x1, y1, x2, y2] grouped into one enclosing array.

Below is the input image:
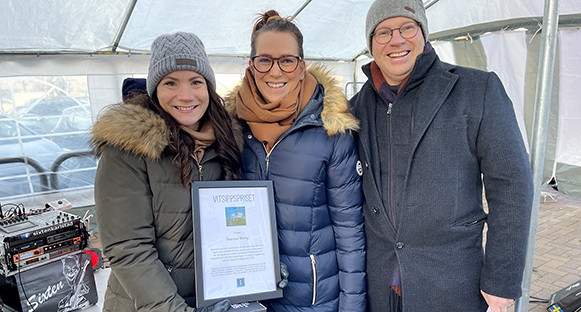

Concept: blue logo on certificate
[[237, 278, 245, 287], [226, 206, 247, 226]]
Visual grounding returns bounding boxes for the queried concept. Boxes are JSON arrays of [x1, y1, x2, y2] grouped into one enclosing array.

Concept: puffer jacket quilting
[[225, 65, 367, 312]]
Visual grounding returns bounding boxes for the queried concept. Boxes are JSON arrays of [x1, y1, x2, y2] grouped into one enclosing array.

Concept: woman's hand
[[196, 299, 231, 312], [278, 262, 289, 288]]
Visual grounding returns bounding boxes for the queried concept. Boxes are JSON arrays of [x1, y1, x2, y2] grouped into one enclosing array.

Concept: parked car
[[12, 112, 57, 136], [0, 117, 62, 198], [50, 104, 92, 151], [0, 115, 96, 199], [14, 97, 89, 134]]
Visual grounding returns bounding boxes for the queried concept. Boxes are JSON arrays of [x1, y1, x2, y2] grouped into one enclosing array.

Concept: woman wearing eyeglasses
[[225, 10, 366, 312]]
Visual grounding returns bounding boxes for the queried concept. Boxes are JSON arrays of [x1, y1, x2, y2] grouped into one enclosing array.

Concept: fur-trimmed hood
[[90, 103, 170, 160], [225, 64, 359, 136]]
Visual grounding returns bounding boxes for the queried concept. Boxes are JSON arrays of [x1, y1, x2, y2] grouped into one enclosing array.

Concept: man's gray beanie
[[365, 0, 428, 52], [147, 32, 216, 96]]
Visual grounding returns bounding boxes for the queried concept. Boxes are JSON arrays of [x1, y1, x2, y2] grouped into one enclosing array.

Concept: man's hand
[[481, 290, 513, 312]]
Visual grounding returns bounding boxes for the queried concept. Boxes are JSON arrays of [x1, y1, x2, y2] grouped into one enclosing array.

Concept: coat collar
[[359, 45, 459, 144], [90, 103, 170, 160], [354, 47, 459, 225], [225, 64, 359, 136], [362, 41, 436, 91]]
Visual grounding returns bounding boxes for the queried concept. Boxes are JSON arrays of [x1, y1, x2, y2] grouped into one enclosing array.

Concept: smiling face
[[371, 16, 425, 86], [156, 70, 209, 131], [250, 31, 305, 103]]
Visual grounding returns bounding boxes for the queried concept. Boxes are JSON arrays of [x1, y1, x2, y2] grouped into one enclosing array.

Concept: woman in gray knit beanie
[[91, 32, 241, 312]]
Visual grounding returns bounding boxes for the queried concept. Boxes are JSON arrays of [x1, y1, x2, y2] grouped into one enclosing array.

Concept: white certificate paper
[[192, 181, 282, 307]]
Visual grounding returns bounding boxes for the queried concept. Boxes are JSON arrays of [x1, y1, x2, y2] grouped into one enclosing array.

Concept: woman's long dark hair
[[128, 81, 241, 184]]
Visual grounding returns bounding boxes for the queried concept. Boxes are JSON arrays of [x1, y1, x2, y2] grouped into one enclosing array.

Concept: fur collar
[[90, 103, 170, 160], [225, 64, 359, 136]]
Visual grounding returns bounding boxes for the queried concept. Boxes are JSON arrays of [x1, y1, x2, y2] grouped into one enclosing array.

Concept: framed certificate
[[191, 180, 282, 308]]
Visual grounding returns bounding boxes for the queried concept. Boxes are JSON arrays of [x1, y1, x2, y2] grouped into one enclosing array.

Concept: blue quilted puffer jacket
[[226, 65, 366, 312]]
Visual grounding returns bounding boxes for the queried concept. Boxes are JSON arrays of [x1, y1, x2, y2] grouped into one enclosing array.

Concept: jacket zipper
[[386, 102, 396, 228], [251, 117, 308, 176], [264, 146, 271, 172], [191, 155, 203, 181], [310, 254, 317, 305], [369, 79, 398, 234], [261, 135, 286, 174], [464, 217, 487, 227]]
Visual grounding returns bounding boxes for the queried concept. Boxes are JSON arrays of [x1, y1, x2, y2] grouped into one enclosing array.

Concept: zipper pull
[[262, 141, 271, 172], [310, 254, 317, 305], [387, 102, 393, 115], [198, 164, 203, 181]]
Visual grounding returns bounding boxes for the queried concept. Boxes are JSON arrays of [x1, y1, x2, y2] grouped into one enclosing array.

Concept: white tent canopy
[[1, 1, 578, 57], [0, 1, 578, 56], [0, 1, 580, 185]]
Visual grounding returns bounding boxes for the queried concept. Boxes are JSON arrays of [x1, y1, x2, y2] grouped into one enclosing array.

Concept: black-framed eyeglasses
[[372, 22, 421, 45], [251, 55, 302, 73]]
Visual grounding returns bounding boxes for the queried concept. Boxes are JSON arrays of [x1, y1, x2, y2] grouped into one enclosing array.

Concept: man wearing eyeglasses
[[349, 0, 533, 311]]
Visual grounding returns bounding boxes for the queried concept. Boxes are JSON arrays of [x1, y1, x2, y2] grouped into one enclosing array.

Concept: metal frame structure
[[515, 0, 561, 310]]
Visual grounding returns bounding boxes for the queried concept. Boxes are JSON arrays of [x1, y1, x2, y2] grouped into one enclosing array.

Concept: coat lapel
[[394, 64, 458, 232], [409, 67, 458, 157]]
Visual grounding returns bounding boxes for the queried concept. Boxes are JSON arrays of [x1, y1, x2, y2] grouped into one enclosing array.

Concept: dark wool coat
[[350, 49, 533, 312], [91, 103, 224, 312], [225, 65, 367, 312]]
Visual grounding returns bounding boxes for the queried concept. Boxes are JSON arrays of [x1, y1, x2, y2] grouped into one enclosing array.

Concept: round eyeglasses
[[372, 22, 421, 45], [251, 55, 302, 73]]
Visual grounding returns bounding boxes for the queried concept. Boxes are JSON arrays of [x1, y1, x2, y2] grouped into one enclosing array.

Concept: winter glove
[[195, 299, 231, 312], [278, 262, 289, 289]]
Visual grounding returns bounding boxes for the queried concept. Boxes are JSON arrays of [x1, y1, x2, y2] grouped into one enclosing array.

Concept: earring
[[300, 76, 304, 81]]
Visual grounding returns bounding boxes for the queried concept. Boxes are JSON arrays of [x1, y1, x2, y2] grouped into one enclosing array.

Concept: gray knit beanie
[[147, 32, 216, 96], [365, 0, 428, 52]]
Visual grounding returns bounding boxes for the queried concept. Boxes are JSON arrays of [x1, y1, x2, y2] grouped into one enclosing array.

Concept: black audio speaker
[[0, 252, 97, 312], [547, 280, 581, 312]]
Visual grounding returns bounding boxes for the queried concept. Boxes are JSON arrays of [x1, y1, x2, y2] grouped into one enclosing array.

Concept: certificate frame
[[191, 180, 282, 308]]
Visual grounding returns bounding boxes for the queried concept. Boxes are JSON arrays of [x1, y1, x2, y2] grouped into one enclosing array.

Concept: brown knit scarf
[[179, 120, 215, 163], [236, 66, 317, 151]]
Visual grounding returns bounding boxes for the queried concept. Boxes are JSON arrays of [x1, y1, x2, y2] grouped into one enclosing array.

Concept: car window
[[71, 116, 91, 131], [20, 98, 86, 116], [0, 119, 38, 144]]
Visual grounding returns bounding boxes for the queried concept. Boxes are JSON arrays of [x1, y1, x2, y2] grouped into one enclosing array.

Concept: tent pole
[[514, 0, 561, 311], [111, 0, 138, 53], [353, 61, 359, 98], [424, 0, 440, 9], [292, 0, 313, 18]]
